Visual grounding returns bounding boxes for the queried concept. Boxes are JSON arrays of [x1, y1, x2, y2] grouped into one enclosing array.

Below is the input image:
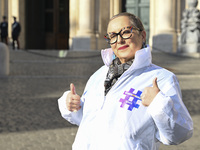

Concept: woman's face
[[107, 16, 146, 64]]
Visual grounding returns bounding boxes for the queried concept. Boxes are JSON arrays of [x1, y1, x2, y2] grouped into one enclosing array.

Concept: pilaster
[[72, 0, 96, 50], [150, 0, 178, 52], [69, 0, 79, 49], [97, 0, 110, 50], [110, 0, 122, 18], [18, 0, 25, 49], [0, 0, 3, 20]]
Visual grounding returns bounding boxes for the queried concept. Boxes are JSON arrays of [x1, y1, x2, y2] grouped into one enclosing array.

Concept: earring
[[142, 42, 146, 48], [112, 52, 116, 60]]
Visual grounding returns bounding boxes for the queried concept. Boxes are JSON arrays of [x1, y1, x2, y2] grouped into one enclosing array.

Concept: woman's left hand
[[141, 78, 160, 106]]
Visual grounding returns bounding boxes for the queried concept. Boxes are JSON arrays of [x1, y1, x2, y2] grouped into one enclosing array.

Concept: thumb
[[70, 83, 76, 95], [152, 77, 158, 88]]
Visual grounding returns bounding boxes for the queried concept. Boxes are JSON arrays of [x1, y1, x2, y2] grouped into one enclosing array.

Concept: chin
[[119, 52, 133, 58]]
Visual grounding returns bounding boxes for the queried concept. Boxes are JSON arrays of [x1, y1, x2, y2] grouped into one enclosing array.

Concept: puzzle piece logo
[[119, 88, 142, 111]]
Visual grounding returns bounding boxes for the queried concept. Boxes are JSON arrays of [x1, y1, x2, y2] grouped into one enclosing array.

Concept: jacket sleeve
[[58, 91, 84, 126], [147, 75, 193, 145], [58, 66, 107, 126]]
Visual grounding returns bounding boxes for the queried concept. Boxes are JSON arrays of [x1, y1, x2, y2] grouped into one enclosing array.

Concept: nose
[[117, 34, 124, 44]]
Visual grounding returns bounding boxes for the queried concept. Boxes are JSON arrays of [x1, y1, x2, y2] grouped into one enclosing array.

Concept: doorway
[[26, 0, 69, 49], [125, 0, 150, 44], [45, 0, 69, 49]]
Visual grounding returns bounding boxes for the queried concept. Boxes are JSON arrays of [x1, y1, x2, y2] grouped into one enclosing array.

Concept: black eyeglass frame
[[104, 26, 143, 45]]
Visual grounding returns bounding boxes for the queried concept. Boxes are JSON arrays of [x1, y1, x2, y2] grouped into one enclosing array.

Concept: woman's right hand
[[66, 83, 81, 112]]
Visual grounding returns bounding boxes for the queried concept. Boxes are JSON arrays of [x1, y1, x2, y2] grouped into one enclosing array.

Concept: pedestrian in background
[[0, 16, 8, 45], [58, 12, 193, 150], [12, 16, 21, 50]]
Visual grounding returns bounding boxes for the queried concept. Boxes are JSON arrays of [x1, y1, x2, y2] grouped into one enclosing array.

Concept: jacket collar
[[101, 45, 152, 71]]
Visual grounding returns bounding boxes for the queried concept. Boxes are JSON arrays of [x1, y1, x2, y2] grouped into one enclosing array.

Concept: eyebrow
[[107, 27, 127, 34]]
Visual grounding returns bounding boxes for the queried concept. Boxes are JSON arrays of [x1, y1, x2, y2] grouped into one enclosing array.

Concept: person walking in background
[[12, 16, 21, 50], [0, 16, 8, 45]]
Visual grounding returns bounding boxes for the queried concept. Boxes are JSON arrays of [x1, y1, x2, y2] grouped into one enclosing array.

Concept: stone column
[[150, 0, 178, 52], [155, 0, 175, 33], [69, 0, 79, 49], [8, 0, 18, 39], [77, 0, 95, 36], [110, 0, 122, 18], [0, 42, 9, 76], [0, 0, 9, 40], [0, 0, 3, 18], [18, 0, 25, 49], [72, 0, 96, 50], [0, 0, 8, 18], [8, 0, 25, 49], [97, 0, 110, 50]]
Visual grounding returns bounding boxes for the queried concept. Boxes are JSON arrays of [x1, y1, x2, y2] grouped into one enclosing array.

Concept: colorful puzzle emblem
[[119, 88, 142, 111]]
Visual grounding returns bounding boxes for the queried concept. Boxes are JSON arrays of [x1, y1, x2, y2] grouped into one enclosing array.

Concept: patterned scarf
[[104, 57, 133, 95]]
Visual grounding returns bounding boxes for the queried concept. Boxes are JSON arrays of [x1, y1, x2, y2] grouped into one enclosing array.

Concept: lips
[[118, 45, 129, 50]]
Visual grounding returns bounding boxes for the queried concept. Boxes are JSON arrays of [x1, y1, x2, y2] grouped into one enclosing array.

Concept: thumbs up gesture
[[66, 83, 81, 112], [141, 78, 160, 107]]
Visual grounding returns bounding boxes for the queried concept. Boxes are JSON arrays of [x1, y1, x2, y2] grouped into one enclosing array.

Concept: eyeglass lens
[[108, 27, 133, 44]]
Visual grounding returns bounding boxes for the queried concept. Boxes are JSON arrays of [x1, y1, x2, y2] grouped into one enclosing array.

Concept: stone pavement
[[0, 48, 200, 150]]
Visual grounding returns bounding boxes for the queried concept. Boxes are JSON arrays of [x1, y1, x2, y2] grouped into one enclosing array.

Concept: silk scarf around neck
[[104, 57, 133, 95]]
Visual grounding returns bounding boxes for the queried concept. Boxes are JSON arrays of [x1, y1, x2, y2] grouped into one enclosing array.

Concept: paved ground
[[0, 47, 200, 150]]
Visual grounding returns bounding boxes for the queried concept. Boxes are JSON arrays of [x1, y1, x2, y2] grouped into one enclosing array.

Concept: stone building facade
[[0, 0, 199, 52]]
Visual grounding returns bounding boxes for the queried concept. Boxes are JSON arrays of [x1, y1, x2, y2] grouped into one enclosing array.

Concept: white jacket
[[58, 46, 193, 150]]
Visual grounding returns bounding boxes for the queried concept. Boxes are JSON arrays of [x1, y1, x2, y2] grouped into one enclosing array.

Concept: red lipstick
[[118, 45, 129, 50]]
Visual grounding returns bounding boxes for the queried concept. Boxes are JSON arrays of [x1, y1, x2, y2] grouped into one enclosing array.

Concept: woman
[[58, 12, 193, 150]]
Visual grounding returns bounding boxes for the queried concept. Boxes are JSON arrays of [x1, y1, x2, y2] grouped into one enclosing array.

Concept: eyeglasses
[[104, 26, 142, 44]]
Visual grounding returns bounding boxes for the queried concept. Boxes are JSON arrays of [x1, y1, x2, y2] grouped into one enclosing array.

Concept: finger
[[70, 83, 76, 95], [73, 106, 81, 113], [152, 77, 158, 88], [72, 106, 82, 113], [70, 104, 80, 109], [67, 102, 80, 109], [73, 105, 82, 111], [70, 96, 81, 104]]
